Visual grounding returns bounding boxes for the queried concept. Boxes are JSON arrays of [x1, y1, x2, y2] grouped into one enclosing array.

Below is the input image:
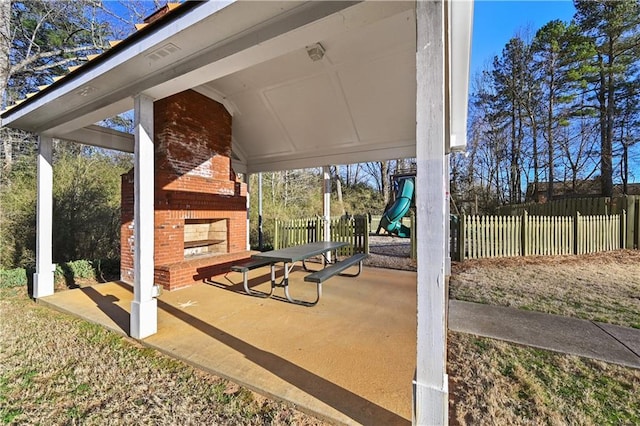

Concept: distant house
[[526, 178, 640, 203]]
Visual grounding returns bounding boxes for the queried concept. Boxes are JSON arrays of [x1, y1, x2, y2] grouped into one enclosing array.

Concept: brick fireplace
[[121, 89, 250, 291]]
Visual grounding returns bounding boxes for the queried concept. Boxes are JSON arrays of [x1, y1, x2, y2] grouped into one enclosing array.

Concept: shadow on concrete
[[205, 265, 309, 293], [106, 280, 408, 423], [206, 266, 329, 306], [80, 285, 130, 334], [203, 272, 272, 294], [153, 298, 408, 425]]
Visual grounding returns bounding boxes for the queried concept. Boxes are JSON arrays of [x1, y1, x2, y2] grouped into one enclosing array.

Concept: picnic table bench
[[304, 252, 366, 283], [230, 258, 274, 298]]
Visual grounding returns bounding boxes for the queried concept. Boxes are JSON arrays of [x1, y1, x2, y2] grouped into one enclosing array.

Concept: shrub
[[59, 260, 96, 281], [0, 258, 118, 289], [0, 268, 28, 288]]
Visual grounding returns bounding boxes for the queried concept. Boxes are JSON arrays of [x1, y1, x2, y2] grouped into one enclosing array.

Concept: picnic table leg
[[282, 261, 321, 306], [243, 269, 273, 298], [302, 249, 338, 272], [337, 260, 363, 277], [283, 282, 321, 307], [262, 261, 319, 307]]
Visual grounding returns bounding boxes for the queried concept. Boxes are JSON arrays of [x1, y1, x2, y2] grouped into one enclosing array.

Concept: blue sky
[[471, 1, 576, 75], [471, 1, 639, 182]]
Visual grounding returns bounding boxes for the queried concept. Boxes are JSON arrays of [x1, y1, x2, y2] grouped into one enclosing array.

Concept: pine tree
[[531, 19, 596, 199], [490, 36, 532, 203], [574, 0, 640, 196]]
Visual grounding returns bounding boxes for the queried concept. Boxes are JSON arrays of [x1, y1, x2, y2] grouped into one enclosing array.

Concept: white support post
[[131, 94, 157, 339], [258, 172, 264, 250], [445, 155, 451, 275], [246, 173, 251, 251], [33, 134, 55, 298], [322, 166, 331, 261], [414, 1, 448, 425]]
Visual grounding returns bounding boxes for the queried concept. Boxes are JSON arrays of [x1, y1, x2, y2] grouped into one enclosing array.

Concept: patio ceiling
[[0, 1, 472, 174], [200, 2, 417, 172]]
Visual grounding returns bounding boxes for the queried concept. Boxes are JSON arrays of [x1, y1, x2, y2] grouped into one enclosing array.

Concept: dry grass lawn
[[448, 249, 640, 424], [448, 332, 640, 425], [450, 250, 640, 328]]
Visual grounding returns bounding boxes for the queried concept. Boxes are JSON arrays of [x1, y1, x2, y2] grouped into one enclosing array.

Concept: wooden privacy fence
[[274, 216, 369, 256], [497, 195, 639, 249], [497, 197, 612, 216], [455, 211, 626, 260]]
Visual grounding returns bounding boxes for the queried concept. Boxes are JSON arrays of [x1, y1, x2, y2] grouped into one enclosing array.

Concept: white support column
[[131, 94, 157, 339], [246, 173, 251, 251], [33, 135, 55, 298], [322, 166, 332, 260], [414, 1, 448, 425], [258, 172, 264, 250]]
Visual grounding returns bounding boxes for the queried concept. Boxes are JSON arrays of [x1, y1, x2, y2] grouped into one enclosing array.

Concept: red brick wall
[[121, 171, 135, 284], [154, 89, 233, 181], [121, 89, 248, 290]]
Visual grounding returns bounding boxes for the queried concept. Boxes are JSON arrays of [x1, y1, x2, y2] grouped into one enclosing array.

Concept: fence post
[[410, 211, 417, 260], [315, 217, 320, 243], [274, 219, 280, 250], [574, 211, 580, 255], [457, 214, 465, 261], [520, 211, 528, 257], [621, 210, 626, 249], [625, 196, 636, 249], [364, 216, 370, 255]]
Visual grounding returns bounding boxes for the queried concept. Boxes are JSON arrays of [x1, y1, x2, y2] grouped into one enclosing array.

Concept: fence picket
[[273, 215, 368, 256], [455, 212, 622, 260]]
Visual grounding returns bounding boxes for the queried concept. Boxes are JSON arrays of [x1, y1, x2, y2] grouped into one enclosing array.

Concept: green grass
[[1, 407, 22, 424], [449, 333, 640, 425]]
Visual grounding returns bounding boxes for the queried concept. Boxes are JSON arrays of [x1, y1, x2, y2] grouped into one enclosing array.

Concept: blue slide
[[379, 178, 414, 238]]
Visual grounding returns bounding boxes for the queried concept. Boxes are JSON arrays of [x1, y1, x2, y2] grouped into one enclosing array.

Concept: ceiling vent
[[145, 43, 181, 62], [76, 86, 97, 97]]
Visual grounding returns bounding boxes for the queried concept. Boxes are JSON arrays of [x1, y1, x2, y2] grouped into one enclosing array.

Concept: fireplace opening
[[184, 219, 228, 258]]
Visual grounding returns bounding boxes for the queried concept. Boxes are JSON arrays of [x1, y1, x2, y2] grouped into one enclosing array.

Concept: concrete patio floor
[[39, 265, 417, 425]]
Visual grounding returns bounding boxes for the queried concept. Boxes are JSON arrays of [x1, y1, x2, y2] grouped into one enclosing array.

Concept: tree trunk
[[0, 0, 9, 106], [546, 71, 555, 203], [597, 55, 613, 197], [381, 161, 390, 206], [0, 0, 12, 175], [335, 176, 346, 216], [602, 41, 615, 198], [510, 105, 518, 204]]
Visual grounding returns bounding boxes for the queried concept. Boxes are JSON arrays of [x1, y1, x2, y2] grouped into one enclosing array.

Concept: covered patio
[[1, 1, 473, 423], [39, 265, 417, 424]]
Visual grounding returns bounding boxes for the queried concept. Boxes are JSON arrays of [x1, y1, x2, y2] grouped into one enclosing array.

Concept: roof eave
[[0, 0, 204, 122]]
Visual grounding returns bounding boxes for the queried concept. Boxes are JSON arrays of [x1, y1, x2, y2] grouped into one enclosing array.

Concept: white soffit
[[0, 1, 351, 134], [60, 124, 134, 153]]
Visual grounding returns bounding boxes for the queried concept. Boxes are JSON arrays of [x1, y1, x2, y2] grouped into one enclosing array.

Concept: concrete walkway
[[449, 300, 640, 370]]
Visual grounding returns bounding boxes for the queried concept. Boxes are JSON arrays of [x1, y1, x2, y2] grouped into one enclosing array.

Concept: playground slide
[[379, 178, 414, 238]]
